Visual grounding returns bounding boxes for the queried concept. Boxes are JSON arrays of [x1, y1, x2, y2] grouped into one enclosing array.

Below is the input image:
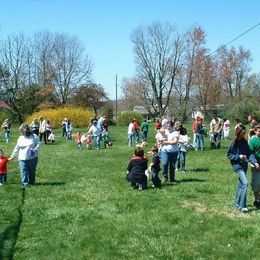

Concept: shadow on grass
[[0, 189, 25, 259], [35, 181, 65, 186], [177, 178, 206, 183], [189, 168, 209, 172]]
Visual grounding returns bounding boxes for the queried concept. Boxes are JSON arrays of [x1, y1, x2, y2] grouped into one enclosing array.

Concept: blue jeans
[[160, 151, 178, 182], [19, 157, 38, 187], [0, 173, 7, 183], [195, 133, 204, 150], [234, 169, 248, 208], [177, 151, 186, 171], [94, 135, 101, 149], [128, 133, 134, 147], [142, 130, 148, 142], [5, 132, 10, 143], [210, 132, 222, 149]]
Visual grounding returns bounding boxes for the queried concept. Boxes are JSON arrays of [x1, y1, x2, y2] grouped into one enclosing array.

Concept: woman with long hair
[[227, 124, 259, 213]]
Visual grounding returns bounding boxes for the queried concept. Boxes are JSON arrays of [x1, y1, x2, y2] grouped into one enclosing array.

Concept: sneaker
[[0, 183, 3, 186], [240, 207, 249, 213], [182, 170, 186, 174]]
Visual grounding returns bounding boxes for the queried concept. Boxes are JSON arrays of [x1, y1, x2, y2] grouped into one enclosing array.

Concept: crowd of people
[[126, 113, 260, 214], [0, 112, 259, 214]]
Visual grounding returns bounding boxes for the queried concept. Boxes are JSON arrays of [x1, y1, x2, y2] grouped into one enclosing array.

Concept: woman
[[160, 121, 179, 184], [10, 123, 41, 188], [227, 124, 259, 213]]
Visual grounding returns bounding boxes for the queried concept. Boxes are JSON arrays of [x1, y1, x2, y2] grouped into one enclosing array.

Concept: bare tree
[[0, 33, 33, 122], [174, 27, 207, 121], [131, 21, 186, 117], [217, 46, 251, 98], [52, 33, 93, 104]]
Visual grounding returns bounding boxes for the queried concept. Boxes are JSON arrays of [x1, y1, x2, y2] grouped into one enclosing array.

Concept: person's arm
[[227, 143, 239, 161]]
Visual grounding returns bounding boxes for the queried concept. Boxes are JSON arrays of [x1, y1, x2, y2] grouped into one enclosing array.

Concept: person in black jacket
[[150, 146, 161, 188], [126, 146, 148, 190]]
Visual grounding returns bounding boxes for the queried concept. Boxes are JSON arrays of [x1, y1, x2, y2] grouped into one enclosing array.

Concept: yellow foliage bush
[[26, 107, 93, 129]]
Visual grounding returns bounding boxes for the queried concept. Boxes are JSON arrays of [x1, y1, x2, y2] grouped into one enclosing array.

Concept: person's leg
[[19, 160, 29, 187], [160, 151, 169, 182], [28, 157, 38, 185], [3, 173, 7, 183], [152, 171, 161, 188], [181, 151, 187, 172], [169, 151, 178, 182], [216, 132, 222, 149], [235, 169, 248, 209]]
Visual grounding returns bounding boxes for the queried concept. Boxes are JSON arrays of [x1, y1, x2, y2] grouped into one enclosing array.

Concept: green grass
[[0, 125, 260, 259]]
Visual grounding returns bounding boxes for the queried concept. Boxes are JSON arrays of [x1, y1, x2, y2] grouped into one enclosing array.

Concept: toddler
[[76, 132, 82, 149], [149, 146, 161, 188], [0, 149, 11, 185]]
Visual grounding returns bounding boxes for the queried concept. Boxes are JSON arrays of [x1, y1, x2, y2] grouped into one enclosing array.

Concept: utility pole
[[115, 74, 118, 120]]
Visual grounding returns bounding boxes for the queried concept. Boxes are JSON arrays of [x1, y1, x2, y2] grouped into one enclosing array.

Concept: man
[[209, 112, 223, 149]]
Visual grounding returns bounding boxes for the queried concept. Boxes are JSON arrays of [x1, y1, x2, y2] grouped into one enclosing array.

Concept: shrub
[[117, 111, 144, 126], [26, 107, 92, 128]]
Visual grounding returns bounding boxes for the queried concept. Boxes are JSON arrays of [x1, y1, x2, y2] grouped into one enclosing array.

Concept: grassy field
[[0, 125, 260, 259]]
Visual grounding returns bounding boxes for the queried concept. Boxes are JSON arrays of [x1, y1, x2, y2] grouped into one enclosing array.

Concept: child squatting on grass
[[0, 148, 11, 185], [248, 123, 260, 209], [227, 124, 259, 213], [126, 146, 148, 190]]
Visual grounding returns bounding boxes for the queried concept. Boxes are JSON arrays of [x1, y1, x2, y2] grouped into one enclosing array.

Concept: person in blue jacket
[[227, 124, 259, 213]]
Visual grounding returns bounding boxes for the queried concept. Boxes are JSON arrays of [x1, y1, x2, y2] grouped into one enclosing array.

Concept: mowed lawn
[[0, 125, 260, 259]]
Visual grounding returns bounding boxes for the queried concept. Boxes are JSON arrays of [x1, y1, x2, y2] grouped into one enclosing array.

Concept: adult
[[234, 118, 241, 130], [46, 120, 52, 141], [10, 123, 41, 188], [248, 113, 258, 139], [223, 118, 231, 140], [160, 121, 179, 183], [39, 116, 47, 144], [30, 118, 39, 136], [141, 119, 149, 142], [133, 119, 140, 144], [209, 112, 223, 149], [192, 116, 204, 151], [2, 118, 11, 143], [227, 124, 259, 213], [86, 120, 102, 149], [155, 119, 162, 132], [127, 120, 135, 147], [61, 118, 68, 137]]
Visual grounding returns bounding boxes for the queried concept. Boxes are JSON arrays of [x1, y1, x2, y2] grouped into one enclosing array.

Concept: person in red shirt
[[0, 148, 11, 185]]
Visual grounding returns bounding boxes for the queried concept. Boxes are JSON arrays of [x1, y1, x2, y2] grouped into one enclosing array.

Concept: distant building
[[192, 104, 228, 120]]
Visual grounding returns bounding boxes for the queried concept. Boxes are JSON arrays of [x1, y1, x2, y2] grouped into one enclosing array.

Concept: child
[[0, 149, 11, 185], [177, 126, 190, 173], [149, 146, 161, 188], [248, 123, 260, 209], [85, 134, 92, 150], [103, 132, 112, 149], [155, 127, 166, 152], [48, 131, 55, 143], [126, 146, 148, 190], [76, 132, 82, 150], [227, 124, 259, 213]]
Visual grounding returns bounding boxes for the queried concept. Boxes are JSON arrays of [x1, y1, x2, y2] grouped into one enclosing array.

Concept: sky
[[0, 0, 260, 99]]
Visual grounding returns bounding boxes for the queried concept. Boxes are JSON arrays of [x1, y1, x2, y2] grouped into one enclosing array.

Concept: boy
[[249, 124, 260, 209], [0, 149, 11, 185], [150, 146, 161, 188]]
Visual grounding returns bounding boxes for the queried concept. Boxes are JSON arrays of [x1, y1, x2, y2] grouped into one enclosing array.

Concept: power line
[[209, 22, 260, 56]]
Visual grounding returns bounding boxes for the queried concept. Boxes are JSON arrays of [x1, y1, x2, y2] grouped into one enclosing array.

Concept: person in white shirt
[[10, 123, 41, 188], [160, 121, 179, 184], [39, 116, 47, 144], [127, 120, 135, 147]]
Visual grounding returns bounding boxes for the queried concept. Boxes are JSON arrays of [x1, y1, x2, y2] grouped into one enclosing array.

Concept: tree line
[[121, 21, 260, 121], [1, 23, 259, 124], [0, 31, 110, 123]]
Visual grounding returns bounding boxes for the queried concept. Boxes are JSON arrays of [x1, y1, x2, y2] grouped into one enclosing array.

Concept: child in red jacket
[[0, 148, 11, 185]]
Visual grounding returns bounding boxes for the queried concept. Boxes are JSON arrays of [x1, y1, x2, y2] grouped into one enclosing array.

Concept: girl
[[126, 146, 148, 190], [76, 132, 82, 150], [227, 124, 259, 213]]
